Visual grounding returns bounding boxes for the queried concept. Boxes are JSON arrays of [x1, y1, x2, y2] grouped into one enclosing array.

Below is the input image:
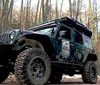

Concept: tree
[[41, 0, 45, 22], [0, 0, 2, 24], [49, 0, 52, 20], [69, 0, 72, 18], [34, 0, 40, 25], [60, 0, 64, 17], [9, 0, 14, 28], [39, 0, 42, 23], [0, 0, 14, 33], [20, 0, 23, 29], [1, 0, 9, 31], [55, 0, 58, 18], [45, 0, 49, 21], [76, 0, 80, 20], [24, 0, 31, 29]]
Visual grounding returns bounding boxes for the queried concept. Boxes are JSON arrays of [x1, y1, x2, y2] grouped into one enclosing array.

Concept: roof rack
[[55, 17, 92, 37], [28, 21, 56, 30], [28, 17, 92, 37]]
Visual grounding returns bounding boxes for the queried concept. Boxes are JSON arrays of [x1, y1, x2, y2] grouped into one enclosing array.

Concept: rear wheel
[[82, 61, 98, 84], [14, 48, 51, 85]]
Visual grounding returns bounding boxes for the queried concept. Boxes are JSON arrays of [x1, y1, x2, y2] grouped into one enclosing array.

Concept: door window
[[60, 26, 71, 40], [75, 31, 83, 44]]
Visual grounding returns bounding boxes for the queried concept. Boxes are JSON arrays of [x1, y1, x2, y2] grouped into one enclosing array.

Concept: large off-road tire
[[82, 61, 98, 84], [0, 67, 9, 83], [14, 48, 51, 85]]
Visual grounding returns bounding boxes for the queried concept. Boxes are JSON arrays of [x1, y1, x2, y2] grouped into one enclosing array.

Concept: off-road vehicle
[[0, 17, 98, 85]]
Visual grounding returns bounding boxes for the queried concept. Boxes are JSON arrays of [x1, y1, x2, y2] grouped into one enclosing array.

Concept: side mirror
[[57, 30, 67, 41], [60, 30, 67, 37]]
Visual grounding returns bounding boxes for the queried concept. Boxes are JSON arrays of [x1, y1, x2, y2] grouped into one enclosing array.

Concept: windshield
[[33, 27, 57, 36]]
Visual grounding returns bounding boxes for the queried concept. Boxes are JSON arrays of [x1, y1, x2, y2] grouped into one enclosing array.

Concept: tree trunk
[[45, 0, 49, 21], [28, 0, 31, 27], [69, 0, 72, 18], [60, 0, 64, 17], [41, 0, 45, 22], [39, 0, 42, 23], [1, 0, 9, 33], [20, 0, 23, 29], [94, 0, 98, 37], [76, 0, 80, 20], [0, 0, 2, 26], [34, 0, 40, 25], [9, 0, 14, 29], [49, 0, 51, 20], [25, 0, 29, 30], [55, 0, 58, 18], [73, 0, 76, 18]]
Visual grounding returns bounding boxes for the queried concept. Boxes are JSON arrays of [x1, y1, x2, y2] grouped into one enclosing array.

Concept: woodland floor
[[0, 75, 100, 85]]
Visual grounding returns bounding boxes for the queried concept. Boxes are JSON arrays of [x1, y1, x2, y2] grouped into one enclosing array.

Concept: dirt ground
[[0, 77, 100, 85]]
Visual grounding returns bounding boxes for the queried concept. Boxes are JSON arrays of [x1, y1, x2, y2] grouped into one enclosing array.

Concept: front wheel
[[82, 61, 98, 84], [14, 48, 51, 85]]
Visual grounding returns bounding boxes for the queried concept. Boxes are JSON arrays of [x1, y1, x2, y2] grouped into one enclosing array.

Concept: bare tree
[[20, 0, 23, 29], [76, 0, 80, 20], [94, 0, 98, 36], [49, 0, 51, 20], [34, 0, 40, 25], [28, 0, 31, 26], [9, 0, 14, 28], [25, 0, 29, 30], [45, 0, 49, 21], [0, 0, 14, 32], [0, 0, 3, 25], [23, 0, 31, 29], [55, 0, 58, 18], [1, 0, 9, 29], [41, 0, 45, 22], [69, 0, 72, 18], [60, 0, 64, 17], [39, 0, 42, 23], [0, 0, 1, 13]]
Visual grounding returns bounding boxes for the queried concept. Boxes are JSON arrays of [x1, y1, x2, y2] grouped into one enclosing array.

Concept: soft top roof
[[29, 17, 92, 37]]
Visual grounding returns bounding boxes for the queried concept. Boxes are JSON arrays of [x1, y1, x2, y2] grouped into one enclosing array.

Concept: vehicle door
[[56, 25, 73, 62], [73, 31, 84, 63]]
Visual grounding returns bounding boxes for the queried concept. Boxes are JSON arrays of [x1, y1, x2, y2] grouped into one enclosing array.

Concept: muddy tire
[[14, 48, 51, 85], [82, 61, 98, 84]]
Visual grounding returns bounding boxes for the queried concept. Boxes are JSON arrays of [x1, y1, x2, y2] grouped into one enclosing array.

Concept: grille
[[0, 34, 10, 44]]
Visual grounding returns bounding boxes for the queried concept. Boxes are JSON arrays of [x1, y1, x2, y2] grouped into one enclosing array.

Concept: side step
[[51, 61, 83, 70]]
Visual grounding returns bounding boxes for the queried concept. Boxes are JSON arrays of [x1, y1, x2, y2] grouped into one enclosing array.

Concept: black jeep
[[0, 17, 98, 85]]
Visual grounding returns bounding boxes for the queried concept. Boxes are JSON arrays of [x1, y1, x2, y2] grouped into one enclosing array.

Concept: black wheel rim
[[29, 57, 46, 81], [90, 66, 97, 81]]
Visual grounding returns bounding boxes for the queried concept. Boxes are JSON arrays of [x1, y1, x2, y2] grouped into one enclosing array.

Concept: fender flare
[[13, 37, 45, 52], [82, 53, 97, 63]]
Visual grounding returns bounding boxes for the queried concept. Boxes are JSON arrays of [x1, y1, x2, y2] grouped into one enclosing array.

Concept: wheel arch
[[13, 34, 56, 60], [84, 54, 97, 63], [86, 54, 97, 61], [14, 37, 45, 52]]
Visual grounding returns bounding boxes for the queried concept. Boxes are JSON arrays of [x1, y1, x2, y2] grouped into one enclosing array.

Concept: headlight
[[9, 31, 16, 40]]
